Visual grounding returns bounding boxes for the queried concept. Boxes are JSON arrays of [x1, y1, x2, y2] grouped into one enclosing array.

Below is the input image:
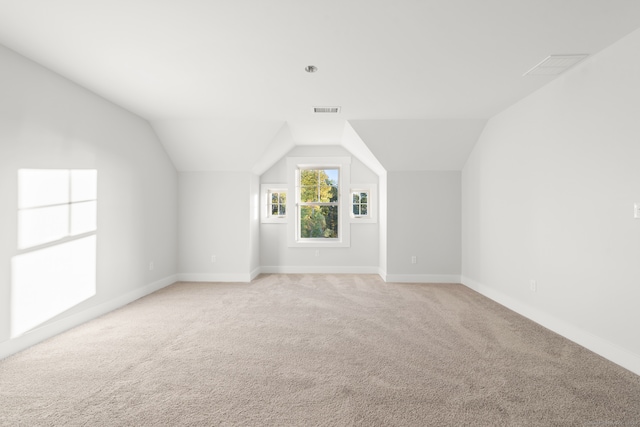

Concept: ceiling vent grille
[[523, 54, 589, 76], [313, 106, 341, 113]]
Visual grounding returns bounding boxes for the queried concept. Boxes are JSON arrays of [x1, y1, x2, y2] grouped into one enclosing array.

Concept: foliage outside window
[[299, 169, 339, 239], [287, 156, 351, 248], [269, 190, 286, 217], [351, 190, 369, 218], [261, 185, 287, 223]]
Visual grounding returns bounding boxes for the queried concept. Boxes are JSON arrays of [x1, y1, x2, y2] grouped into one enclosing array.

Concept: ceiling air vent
[[523, 54, 588, 76], [313, 106, 341, 114]]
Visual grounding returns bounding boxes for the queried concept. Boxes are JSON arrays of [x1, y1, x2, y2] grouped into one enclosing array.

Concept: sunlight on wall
[[18, 169, 97, 249], [12, 169, 97, 338], [11, 236, 96, 337]]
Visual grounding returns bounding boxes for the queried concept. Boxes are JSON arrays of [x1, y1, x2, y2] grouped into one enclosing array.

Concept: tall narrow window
[[351, 190, 369, 218], [299, 168, 339, 239], [270, 190, 286, 218], [261, 185, 287, 223], [287, 156, 351, 247]]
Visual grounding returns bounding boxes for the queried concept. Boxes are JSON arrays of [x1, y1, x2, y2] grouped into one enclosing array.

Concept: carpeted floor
[[1, 274, 639, 426]]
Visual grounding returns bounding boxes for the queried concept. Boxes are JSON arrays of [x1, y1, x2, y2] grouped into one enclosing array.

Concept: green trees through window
[[352, 191, 368, 216], [270, 191, 286, 216], [299, 168, 338, 238]]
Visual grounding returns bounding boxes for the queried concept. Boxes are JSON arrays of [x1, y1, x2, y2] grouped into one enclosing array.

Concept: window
[[350, 184, 377, 223], [261, 184, 287, 223], [299, 168, 339, 238], [351, 190, 369, 218], [270, 189, 287, 218], [287, 156, 351, 247]]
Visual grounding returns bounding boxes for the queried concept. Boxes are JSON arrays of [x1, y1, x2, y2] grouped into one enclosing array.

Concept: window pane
[[279, 193, 286, 204], [271, 205, 278, 215], [360, 192, 368, 203], [300, 170, 318, 188], [353, 193, 359, 203], [301, 186, 318, 202], [70, 201, 97, 236], [330, 186, 339, 202], [361, 205, 368, 215], [323, 169, 339, 186], [319, 184, 337, 203], [300, 205, 338, 238], [18, 205, 69, 249], [279, 204, 286, 216], [271, 193, 278, 204], [353, 205, 360, 216]]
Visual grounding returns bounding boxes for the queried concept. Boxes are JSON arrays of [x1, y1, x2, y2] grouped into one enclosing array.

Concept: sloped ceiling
[[349, 120, 488, 171], [1, 1, 640, 172], [153, 119, 284, 172]]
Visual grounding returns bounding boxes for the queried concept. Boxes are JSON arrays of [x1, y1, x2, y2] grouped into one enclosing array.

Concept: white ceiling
[[1, 1, 640, 172]]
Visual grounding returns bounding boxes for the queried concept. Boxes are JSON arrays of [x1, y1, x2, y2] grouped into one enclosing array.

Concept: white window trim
[[350, 183, 377, 223], [286, 156, 351, 248], [260, 184, 288, 224]]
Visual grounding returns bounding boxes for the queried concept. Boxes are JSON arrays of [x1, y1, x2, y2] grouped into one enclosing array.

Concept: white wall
[[0, 44, 178, 357], [386, 171, 461, 283], [249, 173, 260, 278], [260, 146, 379, 273], [462, 28, 640, 375], [178, 171, 254, 281], [378, 172, 388, 277]]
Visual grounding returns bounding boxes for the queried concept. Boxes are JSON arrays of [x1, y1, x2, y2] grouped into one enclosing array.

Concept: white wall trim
[[178, 273, 252, 283], [378, 268, 388, 282], [0, 274, 178, 361], [462, 275, 640, 377], [261, 266, 379, 274], [250, 267, 262, 281], [385, 274, 461, 284]]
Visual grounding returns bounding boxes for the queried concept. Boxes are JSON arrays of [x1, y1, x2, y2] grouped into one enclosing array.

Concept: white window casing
[[260, 184, 287, 223], [350, 184, 377, 223], [286, 156, 351, 248]]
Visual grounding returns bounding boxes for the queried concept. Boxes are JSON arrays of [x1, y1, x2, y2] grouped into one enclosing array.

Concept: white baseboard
[[178, 273, 252, 283], [260, 266, 380, 274], [384, 274, 461, 284], [0, 274, 178, 361], [461, 275, 640, 377], [378, 268, 388, 282], [250, 267, 262, 281]]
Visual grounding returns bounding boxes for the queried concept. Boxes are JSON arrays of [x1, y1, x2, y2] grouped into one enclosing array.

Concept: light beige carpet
[[1, 274, 639, 426]]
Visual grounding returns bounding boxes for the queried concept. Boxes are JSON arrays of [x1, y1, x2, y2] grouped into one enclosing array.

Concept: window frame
[[286, 156, 351, 248], [349, 184, 377, 223], [298, 167, 339, 240], [260, 184, 287, 224]]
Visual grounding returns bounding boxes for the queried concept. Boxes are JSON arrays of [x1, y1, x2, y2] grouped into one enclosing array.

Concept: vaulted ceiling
[[1, 1, 640, 173]]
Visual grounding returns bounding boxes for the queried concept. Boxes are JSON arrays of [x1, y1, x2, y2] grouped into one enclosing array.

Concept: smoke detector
[[523, 54, 589, 76]]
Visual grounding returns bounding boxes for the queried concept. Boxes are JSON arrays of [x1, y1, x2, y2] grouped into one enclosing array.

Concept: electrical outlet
[[211, 255, 216, 263], [149, 261, 154, 271], [530, 280, 537, 292], [411, 256, 417, 264]]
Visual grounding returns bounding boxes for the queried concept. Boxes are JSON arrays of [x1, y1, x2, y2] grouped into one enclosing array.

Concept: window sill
[[287, 238, 350, 248], [261, 217, 287, 224]]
